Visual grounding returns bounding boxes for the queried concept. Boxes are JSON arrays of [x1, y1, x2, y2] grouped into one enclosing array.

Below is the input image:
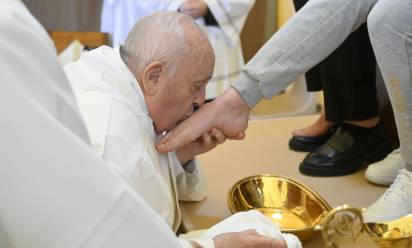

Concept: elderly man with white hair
[[63, 11, 300, 247], [65, 11, 220, 232], [157, 0, 412, 225], [101, 0, 255, 100]]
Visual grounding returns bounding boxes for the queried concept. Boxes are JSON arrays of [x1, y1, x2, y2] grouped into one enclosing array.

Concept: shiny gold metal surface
[[365, 214, 412, 248], [228, 174, 332, 244], [315, 204, 366, 248], [315, 204, 412, 248], [229, 175, 412, 247]]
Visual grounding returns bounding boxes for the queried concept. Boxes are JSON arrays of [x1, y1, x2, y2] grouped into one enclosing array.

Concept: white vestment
[[0, 2, 297, 247], [101, 0, 255, 99], [0, 0, 201, 247], [64, 45, 207, 232]]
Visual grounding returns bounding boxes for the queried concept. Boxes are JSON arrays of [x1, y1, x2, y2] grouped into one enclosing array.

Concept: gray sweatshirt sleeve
[[234, 0, 376, 108], [232, 72, 264, 108]]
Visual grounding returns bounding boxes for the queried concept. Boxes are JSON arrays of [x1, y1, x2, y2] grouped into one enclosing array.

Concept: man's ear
[[141, 61, 163, 96]]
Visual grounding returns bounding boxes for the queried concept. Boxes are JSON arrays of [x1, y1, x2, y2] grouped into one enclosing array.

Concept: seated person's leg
[[363, 0, 412, 223], [298, 23, 391, 176]]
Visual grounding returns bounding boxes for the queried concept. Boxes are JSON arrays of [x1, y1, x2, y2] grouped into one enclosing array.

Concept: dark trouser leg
[[293, 0, 322, 92]]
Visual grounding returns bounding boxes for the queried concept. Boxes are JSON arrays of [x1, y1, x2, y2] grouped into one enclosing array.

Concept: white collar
[[100, 46, 159, 140], [104, 46, 150, 117]]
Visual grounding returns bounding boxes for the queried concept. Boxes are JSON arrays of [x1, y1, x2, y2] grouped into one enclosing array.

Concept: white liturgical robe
[[0, 2, 297, 248], [101, 0, 255, 99], [64, 45, 207, 232], [0, 0, 202, 247]]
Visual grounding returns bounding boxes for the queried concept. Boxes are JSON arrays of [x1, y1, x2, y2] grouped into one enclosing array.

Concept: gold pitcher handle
[[314, 204, 366, 248]]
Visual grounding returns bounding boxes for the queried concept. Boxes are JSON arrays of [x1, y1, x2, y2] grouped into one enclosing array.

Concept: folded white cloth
[[202, 210, 302, 248], [58, 40, 87, 65]]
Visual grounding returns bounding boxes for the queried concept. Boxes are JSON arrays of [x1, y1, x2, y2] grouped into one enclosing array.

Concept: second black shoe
[[299, 123, 392, 176]]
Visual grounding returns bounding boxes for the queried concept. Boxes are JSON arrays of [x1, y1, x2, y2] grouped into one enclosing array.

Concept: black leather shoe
[[289, 127, 337, 152], [299, 123, 392, 176]]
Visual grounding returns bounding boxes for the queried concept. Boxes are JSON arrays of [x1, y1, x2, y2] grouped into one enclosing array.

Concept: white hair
[[121, 11, 200, 76]]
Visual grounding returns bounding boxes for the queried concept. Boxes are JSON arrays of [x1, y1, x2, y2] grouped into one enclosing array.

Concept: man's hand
[[175, 128, 226, 165], [213, 230, 288, 248], [157, 88, 250, 153], [179, 0, 208, 19]]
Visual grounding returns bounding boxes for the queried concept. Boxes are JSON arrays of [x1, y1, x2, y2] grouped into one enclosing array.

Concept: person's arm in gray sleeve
[[235, 0, 377, 108], [232, 72, 264, 108]]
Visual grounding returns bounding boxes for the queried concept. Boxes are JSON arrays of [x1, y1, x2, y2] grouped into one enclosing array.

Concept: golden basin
[[315, 204, 412, 248], [229, 175, 412, 247], [365, 215, 412, 248], [228, 174, 332, 243]]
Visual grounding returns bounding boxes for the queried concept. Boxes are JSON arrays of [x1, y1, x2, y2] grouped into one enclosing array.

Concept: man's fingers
[[156, 103, 215, 152], [211, 128, 226, 144], [247, 231, 287, 248], [202, 132, 212, 146], [242, 230, 288, 248], [261, 238, 287, 248]]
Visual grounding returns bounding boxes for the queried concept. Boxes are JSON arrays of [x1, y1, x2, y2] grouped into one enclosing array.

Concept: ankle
[[344, 117, 380, 128], [341, 122, 379, 139], [293, 121, 335, 137], [317, 120, 336, 130], [215, 88, 250, 137]]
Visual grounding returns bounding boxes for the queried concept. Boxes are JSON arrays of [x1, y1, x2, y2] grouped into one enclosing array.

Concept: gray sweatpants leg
[[368, 0, 412, 170]]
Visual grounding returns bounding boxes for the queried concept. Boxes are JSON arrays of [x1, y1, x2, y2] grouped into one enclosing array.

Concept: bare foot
[[292, 111, 335, 137], [157, 88, 249, 153]]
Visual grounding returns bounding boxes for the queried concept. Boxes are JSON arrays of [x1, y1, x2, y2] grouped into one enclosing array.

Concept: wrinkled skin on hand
[[176, 127, 226, 165], [213, 229, 288, 248]]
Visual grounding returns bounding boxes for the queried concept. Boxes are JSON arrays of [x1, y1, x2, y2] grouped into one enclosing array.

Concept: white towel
[[202, 210, 302, 248]]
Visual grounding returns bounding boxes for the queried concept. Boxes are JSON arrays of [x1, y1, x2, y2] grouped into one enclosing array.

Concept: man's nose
[[194, 88, 206, 107]]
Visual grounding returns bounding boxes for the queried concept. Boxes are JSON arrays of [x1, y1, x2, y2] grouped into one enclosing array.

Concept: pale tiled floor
[[182, 115, 387, 247]]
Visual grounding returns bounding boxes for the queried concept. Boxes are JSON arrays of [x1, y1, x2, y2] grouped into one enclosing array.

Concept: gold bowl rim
[[227, 174, 332, 232], [364, 213, 412, 240]]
